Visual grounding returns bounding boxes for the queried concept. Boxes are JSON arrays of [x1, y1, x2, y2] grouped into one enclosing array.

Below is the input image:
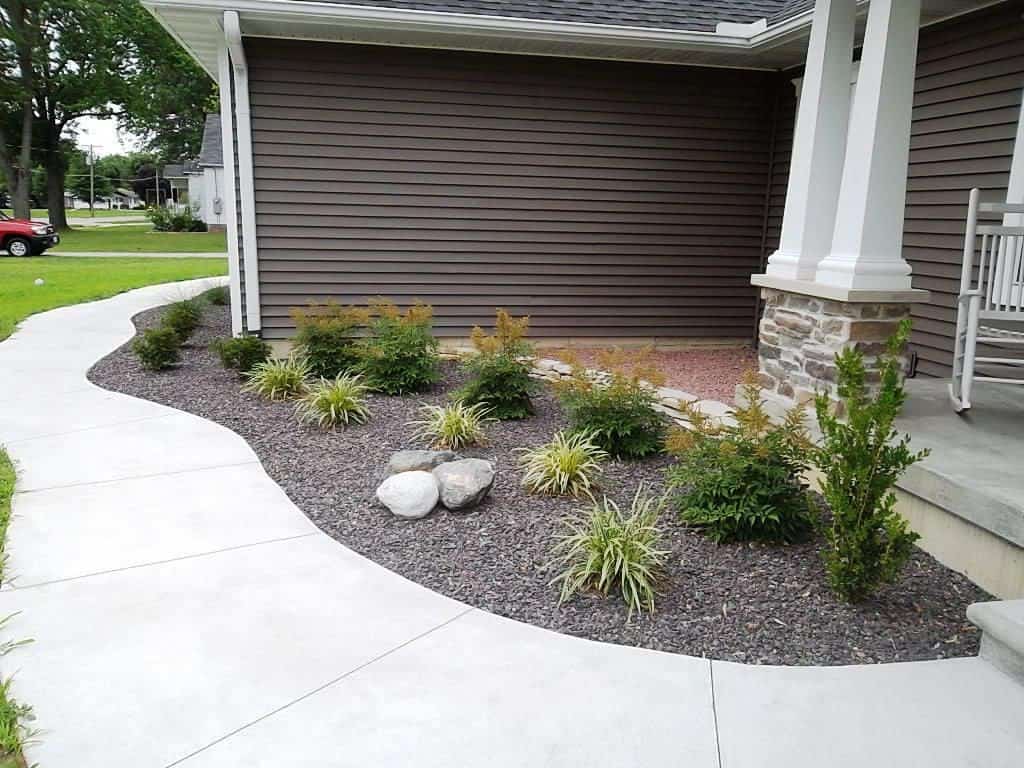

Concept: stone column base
[[754, 287, 910, 415]]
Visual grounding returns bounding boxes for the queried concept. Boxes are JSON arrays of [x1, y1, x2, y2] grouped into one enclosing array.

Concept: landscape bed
[[88, 301, 990, 666]]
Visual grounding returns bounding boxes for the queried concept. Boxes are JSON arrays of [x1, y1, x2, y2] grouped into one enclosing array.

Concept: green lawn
[[0, 256, 228, 340], [4, 208, 144, 219], [53, 224, 227, 253], [0, 448, 32, 768]]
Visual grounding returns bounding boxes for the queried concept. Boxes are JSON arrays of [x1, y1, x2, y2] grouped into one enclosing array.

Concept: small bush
[[519, 430, 608, 497], [161, 298, 203, 342], [551, 486, 669, 616], [147, 205, 206, 232], [815, 318, 928, 602], [204, 286, 230, 306], [666, 375, 814, 544], [132, 327, 181, 371], [290, 302, 368, 380], [212, 336, 270, 373], [242, 356, 310, 400], [457, 310, 537, 420], [295, 374, 372, 429], [410, 400, 494, 450], [356, 300, 440, 395], [557, 358, 666, 459]]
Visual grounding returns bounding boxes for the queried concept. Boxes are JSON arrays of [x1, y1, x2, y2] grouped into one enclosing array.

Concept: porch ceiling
[[144, 0, 1007, 78]]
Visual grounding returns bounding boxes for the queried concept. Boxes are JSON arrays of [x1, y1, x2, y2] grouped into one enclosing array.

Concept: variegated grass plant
[[551, 485, 668, 616], [518, 430, 608, 497], [409, 401, 494, 450], [294, 374, 372, 429], [242, 355, 311, 400]]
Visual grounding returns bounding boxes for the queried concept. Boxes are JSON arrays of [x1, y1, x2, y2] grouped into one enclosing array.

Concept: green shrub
[[815, 318, 928, 603], [457, 310, 537, 419], [356, 300, 439, 395], [212, 336, 270, 373], [557, 371, 665, 459], [551, 486, 668, 616], [519, 430, 608, 497], [147, 205, 206, 232], [132, 327, 181, 371], [242, 355, 310, 400], [410, 401, 493, 450], [666, 377, 814, 544], [290, 302, 368, 380], [204, 286, 230, 306], [295, 374, 372, 429], [161, 298, 203, 342]]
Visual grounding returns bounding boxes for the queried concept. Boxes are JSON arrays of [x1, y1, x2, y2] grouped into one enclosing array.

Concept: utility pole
[[154, 165, 160, 208], [88, 144, 95, 218]]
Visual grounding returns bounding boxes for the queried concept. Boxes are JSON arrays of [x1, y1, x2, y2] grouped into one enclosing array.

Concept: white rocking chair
[[949, 188, 1024, 412]]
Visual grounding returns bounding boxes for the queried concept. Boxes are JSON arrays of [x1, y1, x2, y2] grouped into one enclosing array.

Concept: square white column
[[815, 0, 923, 291], [765, 0, 857, 281]]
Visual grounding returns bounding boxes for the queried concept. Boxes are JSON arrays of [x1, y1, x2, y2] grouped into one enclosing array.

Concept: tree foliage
[[0, 1, 215, 225]]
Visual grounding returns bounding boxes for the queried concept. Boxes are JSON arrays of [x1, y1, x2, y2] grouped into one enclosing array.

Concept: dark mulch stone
[[87, 303, 991, 666]]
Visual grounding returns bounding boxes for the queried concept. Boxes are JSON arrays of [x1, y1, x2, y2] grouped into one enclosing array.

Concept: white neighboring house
[[185, 114, 227, 231]]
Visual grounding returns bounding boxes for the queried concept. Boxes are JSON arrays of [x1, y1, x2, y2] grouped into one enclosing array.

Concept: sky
[[71, 116, 140, 156]]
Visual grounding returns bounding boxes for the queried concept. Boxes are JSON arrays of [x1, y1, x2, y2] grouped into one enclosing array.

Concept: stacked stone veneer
[[757, 288, 911, 412]]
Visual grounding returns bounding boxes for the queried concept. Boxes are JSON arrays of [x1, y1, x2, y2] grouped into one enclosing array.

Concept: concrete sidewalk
[[0, 280, 1021, 768], [49, 251, 227, 258]]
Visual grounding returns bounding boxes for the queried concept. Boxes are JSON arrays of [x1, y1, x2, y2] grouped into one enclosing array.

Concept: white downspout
[[217, 42, 243, 336], [224, 10, 262, 332]]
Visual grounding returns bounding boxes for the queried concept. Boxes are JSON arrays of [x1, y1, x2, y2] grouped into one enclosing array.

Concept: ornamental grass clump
[[556, 348, 666, 459], [132, 327, 181, 371], [161, 298, 203, 342], [814, 318, 928, 603], [290, 301, 370, 379], [357, 300, 440, 395], [665, 374, 814, 544], [410, 401, 494, 450], [212, 335, 271, 374], [242, 355, 310, 400], [519, 430, 608, 497], [295, 374, 371, 429], [551, 485, 669, 616], [456, 309, 537, 420]]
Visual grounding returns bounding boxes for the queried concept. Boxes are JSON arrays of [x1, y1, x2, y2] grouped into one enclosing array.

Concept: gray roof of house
[[161, 163, 187, 178], [198, 113, 223, 167], [283, 0, 814, 31]]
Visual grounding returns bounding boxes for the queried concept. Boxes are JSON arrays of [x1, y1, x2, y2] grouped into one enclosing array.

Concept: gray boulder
[[433, 459, 496, 512], [376, 471, 439, 519], [387, 450, 458, 475]]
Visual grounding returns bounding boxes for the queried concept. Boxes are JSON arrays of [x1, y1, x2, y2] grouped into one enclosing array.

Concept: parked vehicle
[[0, 211, 59, 256]]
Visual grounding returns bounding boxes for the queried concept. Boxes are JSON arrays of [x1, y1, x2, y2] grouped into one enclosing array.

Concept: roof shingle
[[283, 1, 813, 32]]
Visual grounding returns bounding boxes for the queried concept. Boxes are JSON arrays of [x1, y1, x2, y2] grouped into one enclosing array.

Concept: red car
[[0, 211, 59, 256]]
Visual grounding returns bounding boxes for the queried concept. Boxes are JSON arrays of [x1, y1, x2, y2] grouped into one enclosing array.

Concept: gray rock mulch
[[87, 303, 991, 666]]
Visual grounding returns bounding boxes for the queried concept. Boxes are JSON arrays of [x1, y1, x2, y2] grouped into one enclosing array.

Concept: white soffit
[[143, 0, 1008, 77]]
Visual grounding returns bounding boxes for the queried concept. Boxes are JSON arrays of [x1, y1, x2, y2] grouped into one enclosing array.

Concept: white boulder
[[376, 471, 439, 519]]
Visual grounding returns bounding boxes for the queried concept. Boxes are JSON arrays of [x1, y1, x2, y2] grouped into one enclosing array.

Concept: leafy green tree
[[0, 1, 39, 218], [1, 1, 214, 228]]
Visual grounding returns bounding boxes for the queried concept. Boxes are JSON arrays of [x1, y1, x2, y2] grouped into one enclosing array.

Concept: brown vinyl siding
[[245, 39, 784, 340], [903, 0, 1024, 376]]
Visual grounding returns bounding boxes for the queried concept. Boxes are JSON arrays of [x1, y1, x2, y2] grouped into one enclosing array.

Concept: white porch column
[[815, 0, 923, 290], [764, 0, 856, 281]]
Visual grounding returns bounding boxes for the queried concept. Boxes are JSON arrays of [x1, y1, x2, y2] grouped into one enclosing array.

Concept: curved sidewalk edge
[[0, 280, 1020, 768]]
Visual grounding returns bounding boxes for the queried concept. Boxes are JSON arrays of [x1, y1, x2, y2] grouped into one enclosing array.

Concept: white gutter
[[216, 41, 244, 336], [224, 9, 261, 332], [146, 0, 758, 50]]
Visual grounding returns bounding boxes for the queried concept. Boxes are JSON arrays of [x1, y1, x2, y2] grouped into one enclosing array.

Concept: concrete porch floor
[[896, 378, 1024, 597]]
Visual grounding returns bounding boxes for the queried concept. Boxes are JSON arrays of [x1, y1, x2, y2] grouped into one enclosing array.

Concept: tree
[[116, 3, 216, 160], [1, 1, 214, 229], [0, 1, 39, 219]]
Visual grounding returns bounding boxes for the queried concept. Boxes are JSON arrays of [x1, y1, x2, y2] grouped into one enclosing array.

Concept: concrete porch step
[[968, 599, 1024, 683]]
